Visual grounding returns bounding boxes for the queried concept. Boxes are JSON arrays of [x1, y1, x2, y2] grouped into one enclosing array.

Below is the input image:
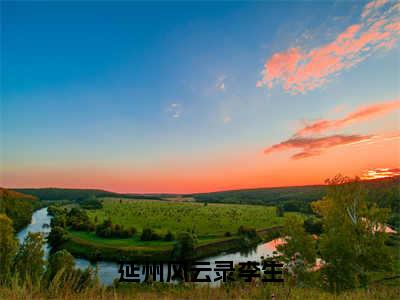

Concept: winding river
[[18, 207, 281, 286]]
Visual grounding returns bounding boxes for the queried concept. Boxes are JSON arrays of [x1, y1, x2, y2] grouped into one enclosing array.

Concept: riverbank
[[18, 207, 286, 285], [60, 226, 283, 262]]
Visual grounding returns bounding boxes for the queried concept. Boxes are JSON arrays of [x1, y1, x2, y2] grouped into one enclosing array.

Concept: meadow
[[86, 198, 289, 238], [60, 198, 290, 261]]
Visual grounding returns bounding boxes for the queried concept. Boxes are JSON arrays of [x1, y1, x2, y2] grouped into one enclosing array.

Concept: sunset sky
[[1, 0, 399, 193]]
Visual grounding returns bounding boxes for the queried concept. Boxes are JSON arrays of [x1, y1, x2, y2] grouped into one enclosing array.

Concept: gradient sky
[[1, 1, 399, 193]]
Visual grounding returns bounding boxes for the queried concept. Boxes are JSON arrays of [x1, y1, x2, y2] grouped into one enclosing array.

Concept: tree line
[[275, 175, 398, 293]]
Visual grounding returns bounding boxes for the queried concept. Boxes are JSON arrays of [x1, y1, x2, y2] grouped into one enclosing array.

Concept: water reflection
[[17, 207, 53, 259], [19, 208, 281, 286]]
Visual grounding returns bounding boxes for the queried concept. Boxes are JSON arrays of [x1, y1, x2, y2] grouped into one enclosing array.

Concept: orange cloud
[[360, 167, 400, 180], [256, 0, 400, 94], [296, 99, 400, 136], [264, 134, 374, 160]]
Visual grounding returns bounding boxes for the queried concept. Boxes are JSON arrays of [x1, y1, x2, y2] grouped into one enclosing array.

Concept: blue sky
[[1, 1, 399, 192]]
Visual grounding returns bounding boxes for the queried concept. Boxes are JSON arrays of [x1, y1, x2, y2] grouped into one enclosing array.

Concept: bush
[[48, 226, 69, 247], [173, 232, 197, 260], [238, 225, 258, 239], [164, 231, 175, 241], [67, 208, 94, 231], [80, 197, 102, 210], [303, 217, 323, 235], [276, 205, 284, 217], [95, 219, 135, 238], [140, 228, 162, 241], [51, 214, 67, 228]]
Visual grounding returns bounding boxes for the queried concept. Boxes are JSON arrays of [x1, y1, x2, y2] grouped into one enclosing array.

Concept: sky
[[1, 0, 399, 193]]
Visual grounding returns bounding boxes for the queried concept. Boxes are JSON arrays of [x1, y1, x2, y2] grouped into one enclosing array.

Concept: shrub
[[95, 219, 134, 238], [80, 197, 102, 210], [48, 226, 69, 247], [67, 208, 94, 231], [173, 232, 197, 260], [276, 205, 284, 217], [303, 217, 323, 235], [140, 228, 161, 241], [238, 225, 257, 239], [164, 231, 175, 241]]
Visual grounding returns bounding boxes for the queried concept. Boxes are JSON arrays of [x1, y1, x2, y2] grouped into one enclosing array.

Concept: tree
[[140, 228, 161, 241], [238, 225, 258, 239], [277, 215, 317, 287], [0, 214, 18, 284], [173, 232, 197, 260], [14, 232, 45, 285], [303, 217, 323, 235], [48, 226, 69, 248], [80, 195, 102, 210], [46, 249, 75, 283], [164, 231, 175, 241], [278, 215, 317, 264], [276, 205, 284, 217], [312, 175, 393, 292]]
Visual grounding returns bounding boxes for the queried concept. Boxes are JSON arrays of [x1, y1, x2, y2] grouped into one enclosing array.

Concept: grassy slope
[[62, 198, 290, 261], [87, 198, 288, 237], [0, 187, 37, 201]]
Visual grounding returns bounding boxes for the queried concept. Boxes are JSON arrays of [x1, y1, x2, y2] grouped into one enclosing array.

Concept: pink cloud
[[296, 99, 400, 136], [361, 0, 389, 19], [257, 0, 400, 94], [264, 134, 374, 160], [360, 167, 400, 180]]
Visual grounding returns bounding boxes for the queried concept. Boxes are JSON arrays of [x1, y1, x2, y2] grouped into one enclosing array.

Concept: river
[[18, 207, 282, 286]]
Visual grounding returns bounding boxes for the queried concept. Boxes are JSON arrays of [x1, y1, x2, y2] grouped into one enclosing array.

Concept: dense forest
[[13, 188, 161, 202]]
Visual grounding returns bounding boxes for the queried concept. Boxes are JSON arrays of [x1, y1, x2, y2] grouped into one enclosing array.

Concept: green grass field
[[87, 198, 289, 238], [63, 198, 295, 261]]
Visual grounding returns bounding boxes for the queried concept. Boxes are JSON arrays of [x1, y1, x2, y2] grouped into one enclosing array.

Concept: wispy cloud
[[361, 167, 400, 180], [223, 115, 231, 124], [166, 103, 183, 118], [296, 98, 400, 136], [264, 134, 374, 160], [216, 75, 227, 92], [256, 0, 400, 94]]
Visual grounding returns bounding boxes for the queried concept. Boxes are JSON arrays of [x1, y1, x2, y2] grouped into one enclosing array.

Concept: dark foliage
[[238, 225, 258, 239], [140, 228, 162, 241], [276, 205, 285, 217], [95, 219, 135, 238], [172, 232, 197, 260], [303, 217, 323, 235], [48, 226, 70, 248], [164, 231, 175, 241], [80, 197, 103, 210], [14, 188, 162, 202], [67, 208, 95, 231]]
